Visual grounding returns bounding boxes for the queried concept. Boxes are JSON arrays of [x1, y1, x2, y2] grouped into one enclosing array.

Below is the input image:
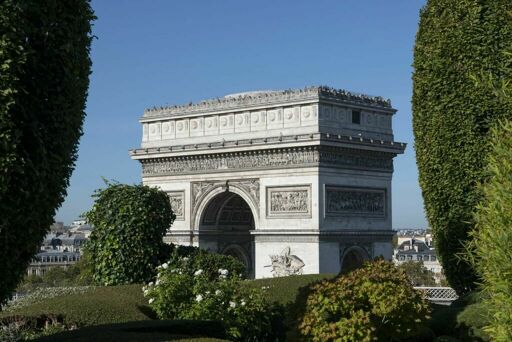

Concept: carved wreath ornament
[[265, 247, 305, 277]]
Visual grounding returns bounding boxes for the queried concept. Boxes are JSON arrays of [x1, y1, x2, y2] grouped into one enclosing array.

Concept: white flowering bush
[[143, 256, 284, 341]]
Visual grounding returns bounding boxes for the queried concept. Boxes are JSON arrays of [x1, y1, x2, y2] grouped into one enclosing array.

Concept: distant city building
[[26, 220, 92, 276], [395, 228, 433, 247], [393, 233, 444, 283], [27, 251, 81, 277]]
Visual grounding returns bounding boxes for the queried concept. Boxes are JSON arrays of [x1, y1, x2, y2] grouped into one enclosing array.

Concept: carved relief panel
[[283, 106, 300, 128], [148, 122, 161, 140], [250, 110, 267, 132], [325, 186, 386, 217], [204, 116, 219, 136], [266, 108, 283, 130], [161, 120, 176, 140], [176, 119, 189, 138], [167, 191, 185, 220], [235, 112, 250, 133], [300, 104, 317, 126], [189, 117, 204, 137], [219, 114, 235, 134], [266, 185, 311, 218]]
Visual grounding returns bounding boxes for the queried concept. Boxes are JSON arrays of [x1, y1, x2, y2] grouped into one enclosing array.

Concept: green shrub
[[298, 259, 430, 341], [145, 255, 284, 341], [466, 120, 512, 341], [165, 245, 246, 281], [84, 182, 175, 285], [412, 0, 512, 294], [0, 0, 94, 304], [0, 314, 67, 341]]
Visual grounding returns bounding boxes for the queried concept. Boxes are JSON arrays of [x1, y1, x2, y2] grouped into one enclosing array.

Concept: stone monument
[[130, 86, 406, 278]]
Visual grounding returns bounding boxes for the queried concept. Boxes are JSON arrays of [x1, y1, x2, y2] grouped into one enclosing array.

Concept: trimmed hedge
[[0, 0, 94, 303], [468, 120, 512, 341], [412, 0, 512, 294], [0, 285, 150, 326], [245, 273, 334, 306]]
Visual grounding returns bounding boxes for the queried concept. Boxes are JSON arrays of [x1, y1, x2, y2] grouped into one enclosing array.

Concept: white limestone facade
[[130, 86, 406, 278]]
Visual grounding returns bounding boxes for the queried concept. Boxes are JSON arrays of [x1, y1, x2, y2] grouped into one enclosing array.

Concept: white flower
[[241, 300, 246, 306], [215, 290, 222, 296], [218, 269, 228, 275], [155, 279, 161, 286], [195, 294, 203, 302], [161, 263, 169, 269], [205, 291, 210, 295], [194, 269, 203, 276], [182, 257, 189, 261], [148, 282, 154, 287], [143, 289, 149, 296], [149, 298, 155, 304], [229, 301, 236, 308]]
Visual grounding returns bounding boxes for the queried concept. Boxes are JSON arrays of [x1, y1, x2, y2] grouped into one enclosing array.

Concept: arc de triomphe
[[130, 86, 405, 278]]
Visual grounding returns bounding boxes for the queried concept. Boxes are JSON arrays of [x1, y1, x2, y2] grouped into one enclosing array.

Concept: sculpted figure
[[266, 246, 305, 277]]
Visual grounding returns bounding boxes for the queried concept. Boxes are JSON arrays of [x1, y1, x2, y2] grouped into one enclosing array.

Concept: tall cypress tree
[[413, 0, 512, 294], [0, 1, 94, 302]]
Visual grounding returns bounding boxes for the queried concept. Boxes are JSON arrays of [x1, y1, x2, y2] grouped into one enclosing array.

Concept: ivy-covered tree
[[412, 0, 512, 294], [0, 1, 94, 302], [84, 183, 175, 285]]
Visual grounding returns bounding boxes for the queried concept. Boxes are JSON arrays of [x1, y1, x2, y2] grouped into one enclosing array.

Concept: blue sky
[[55, 0, 428, 229]]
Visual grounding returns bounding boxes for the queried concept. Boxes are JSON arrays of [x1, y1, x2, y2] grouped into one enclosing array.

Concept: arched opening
[[198, 191, 255, 276], [341, 247, 368, 274]]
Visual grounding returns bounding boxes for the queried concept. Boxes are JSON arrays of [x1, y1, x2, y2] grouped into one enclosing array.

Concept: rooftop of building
[[143, 86, 393, 118], [396, 240, 435, 254]]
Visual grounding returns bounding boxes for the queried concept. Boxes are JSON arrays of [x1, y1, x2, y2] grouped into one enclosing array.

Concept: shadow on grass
[[34, 320, 228, 342]]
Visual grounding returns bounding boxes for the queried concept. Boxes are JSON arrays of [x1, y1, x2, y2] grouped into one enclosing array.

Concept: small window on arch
[[352, 110, 361, 124]]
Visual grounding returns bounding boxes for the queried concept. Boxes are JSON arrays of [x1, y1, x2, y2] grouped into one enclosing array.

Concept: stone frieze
[[140, 147, 393, 176]]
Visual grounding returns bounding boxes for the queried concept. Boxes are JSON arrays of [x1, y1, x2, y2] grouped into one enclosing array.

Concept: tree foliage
[[84, 183, 175, 285], [397, 260, 437, 287], [298, 259, 430, 341], [412, 0, 512, 294], [467, 120, 512, 341], [0, 1, 94, 303]]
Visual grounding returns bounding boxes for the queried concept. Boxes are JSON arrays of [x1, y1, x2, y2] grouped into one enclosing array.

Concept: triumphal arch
[[130, 86, 405, 278]]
